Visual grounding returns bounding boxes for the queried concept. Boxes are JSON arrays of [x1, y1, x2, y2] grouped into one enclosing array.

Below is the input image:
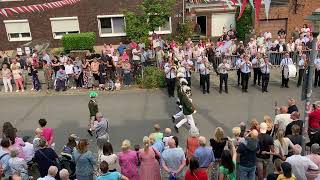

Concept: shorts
[[256, 157, 270, 170]]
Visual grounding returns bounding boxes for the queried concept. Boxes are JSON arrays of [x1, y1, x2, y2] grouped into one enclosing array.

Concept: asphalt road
[[0, 69, 319, 154]]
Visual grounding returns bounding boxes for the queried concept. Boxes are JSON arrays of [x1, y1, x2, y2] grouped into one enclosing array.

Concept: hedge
[[61, 32, 96, 52], [136, 66, 166, 89]]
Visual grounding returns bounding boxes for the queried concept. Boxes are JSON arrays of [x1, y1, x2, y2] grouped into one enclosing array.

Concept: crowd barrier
[[212, 50, 320, 69]]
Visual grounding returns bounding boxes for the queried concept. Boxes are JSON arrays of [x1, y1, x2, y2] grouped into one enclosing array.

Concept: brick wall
[[0, 0, 183, 50], [256, 0, 320, 39]]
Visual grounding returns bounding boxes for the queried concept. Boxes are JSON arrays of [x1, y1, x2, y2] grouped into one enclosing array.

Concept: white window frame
[[4, 19, 32, 42], [149, 17, 172, 35], [97, 14, 126, 37], [50, 16, 80, 39]]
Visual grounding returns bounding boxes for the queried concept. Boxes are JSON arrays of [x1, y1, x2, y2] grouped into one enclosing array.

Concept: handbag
[[38, 149, 62, 170]]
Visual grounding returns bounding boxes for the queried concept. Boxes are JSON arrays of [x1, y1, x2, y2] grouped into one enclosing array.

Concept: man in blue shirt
[[97, 161, 128, 180], [117, 42, 126, 56], [193, 136, 215, 168]]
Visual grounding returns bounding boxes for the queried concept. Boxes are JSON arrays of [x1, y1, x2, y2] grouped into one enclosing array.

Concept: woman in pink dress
[[139, 136, 161, 180], [118, 140, 139, 180]]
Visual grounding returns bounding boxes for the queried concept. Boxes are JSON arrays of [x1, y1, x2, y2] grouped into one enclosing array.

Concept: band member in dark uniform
[[88, 91, 98, 136], [164, 60, 177, 97], [199, 57, 211, 94], [240, 54, 252, 93], [260, 56, 272, 93]]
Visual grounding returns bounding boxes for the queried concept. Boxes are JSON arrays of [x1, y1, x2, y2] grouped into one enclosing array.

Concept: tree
[[124, 11, 149, 43], [140, 0, 175, 32], [235, 5, 253, 42], [175, 19, 193, 44]]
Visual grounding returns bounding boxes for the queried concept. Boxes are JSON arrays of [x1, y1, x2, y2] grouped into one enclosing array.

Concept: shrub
[[136, 66, 166, 89], [61, 32, 96, 52]]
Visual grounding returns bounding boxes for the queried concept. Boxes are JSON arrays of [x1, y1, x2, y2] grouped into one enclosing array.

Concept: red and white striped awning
[[0, 0, 81, 17]]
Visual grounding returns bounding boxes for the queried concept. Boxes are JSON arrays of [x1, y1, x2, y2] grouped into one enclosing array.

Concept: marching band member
[[240, 54, 252, 93], [235, 54, 244, 86], [260, 56, 272, 93], [314, 55, 320, 87], [297, 54, 307, 87], [218, 58, 230, 94], [87, 91, 98, 136], [252, 53, 262, 86], [181, 55, 194, 86], [199, 57, 211, 94], [172, 77, 189, 122], [164, 60, 177, 97], [174, 86, 196, 133], [280, 52, 293, 88]]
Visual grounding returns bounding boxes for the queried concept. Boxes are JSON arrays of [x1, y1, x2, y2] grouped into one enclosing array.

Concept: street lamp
[[301, 8, 320, 155]]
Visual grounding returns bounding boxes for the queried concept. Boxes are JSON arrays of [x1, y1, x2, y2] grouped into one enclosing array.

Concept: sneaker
[[31, 88, 34, 91], [21, 90, 25, 92], [16, 90, 20, 92]]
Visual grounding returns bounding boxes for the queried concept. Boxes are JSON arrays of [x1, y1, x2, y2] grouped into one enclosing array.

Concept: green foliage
[[61, 32, 96, 52], [125, 12, 150, 43], [175, 19, 193, 44], [140, 0, 175, 32], [136, 66, 166, 88], [235, 5, 253, 41]]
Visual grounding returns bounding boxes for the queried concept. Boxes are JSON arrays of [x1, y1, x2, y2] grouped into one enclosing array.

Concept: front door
[[196, 16, 207, 36]]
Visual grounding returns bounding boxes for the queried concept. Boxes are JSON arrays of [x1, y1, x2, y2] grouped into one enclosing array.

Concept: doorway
[[196, 16, 207, 36]]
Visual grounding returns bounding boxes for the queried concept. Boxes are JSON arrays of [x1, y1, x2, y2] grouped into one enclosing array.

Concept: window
[[97, 15, 125, 37], [152, 17, 172, 34], [4, 19, 31, 42], [50, 17, 80, 39]]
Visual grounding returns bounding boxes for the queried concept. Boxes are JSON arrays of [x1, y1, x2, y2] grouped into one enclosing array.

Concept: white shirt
[[199, 63, 210, 75], [240, 61, 252, 73], [181, 60, 193, 77], [280, 58, 293, 70], [22, 142, 34, 162], [314, 58, 320, 70], [286, 155, 318, 180], [251, 58, 260, 68], [132, 49, 140, 61], [298, 59, 306, 69], [99, 154, 119, 171], [112, 56, 119, 65], [235, 59, 243, 69], [64, 64, 74, 75], [164, 63, 176, 79], [218, 63, 230, 74], [274, 113, 292, 131], [260, 61, 272, 74]]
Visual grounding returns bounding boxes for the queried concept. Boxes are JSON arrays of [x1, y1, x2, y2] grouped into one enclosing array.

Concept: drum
[[288, 64, 297, 78]]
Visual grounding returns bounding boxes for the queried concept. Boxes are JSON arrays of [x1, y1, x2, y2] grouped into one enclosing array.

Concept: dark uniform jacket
[[180, 92, 194, 115], [88, 99, 98, 117]]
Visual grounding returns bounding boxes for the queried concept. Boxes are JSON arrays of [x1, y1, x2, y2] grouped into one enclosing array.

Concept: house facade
[[186, 0, 319, 40], [0, 0, 183, 50]]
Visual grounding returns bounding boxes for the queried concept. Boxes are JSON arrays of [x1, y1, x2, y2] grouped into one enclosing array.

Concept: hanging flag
[[0, 0, 81, 17], [255, 0, 262, 22], [264, 0, 271, 20], [237, 0, 248, 20]]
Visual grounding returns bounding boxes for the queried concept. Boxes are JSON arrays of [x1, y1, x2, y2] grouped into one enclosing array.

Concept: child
[[115, 78, 121, 90], [163, 128, 173, 148], [153, 124, 163, 142], [30, 65, 41, 91], [1, 64, 13, 92]]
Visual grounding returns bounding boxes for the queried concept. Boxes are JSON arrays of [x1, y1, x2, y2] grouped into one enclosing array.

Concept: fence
[[212, 50, 320, 69]]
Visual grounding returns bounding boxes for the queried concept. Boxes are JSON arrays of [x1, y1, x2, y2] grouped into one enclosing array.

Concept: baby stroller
[[60, 146, 76, 179]]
